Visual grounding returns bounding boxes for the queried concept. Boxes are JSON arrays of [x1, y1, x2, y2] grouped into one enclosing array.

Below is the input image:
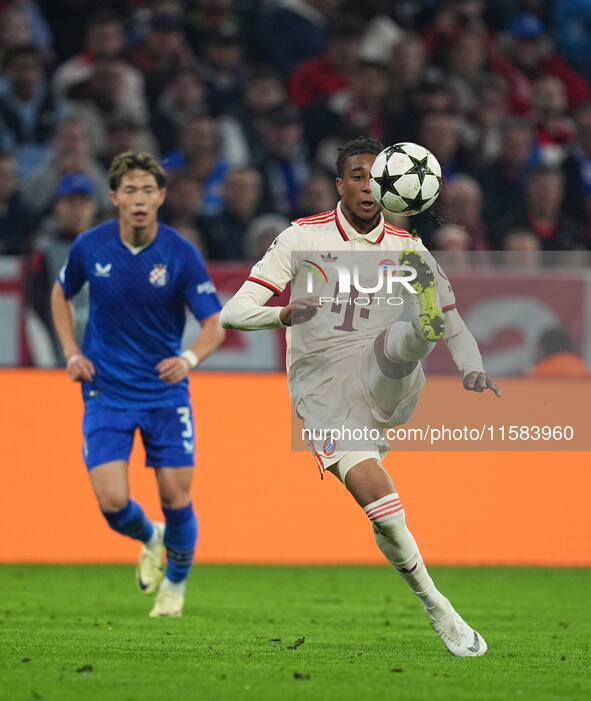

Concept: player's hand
[[279, 297, 321, 326], [66, 353, 95, 382], [157, 356, 191, 383], [463, 371, 501, 397]]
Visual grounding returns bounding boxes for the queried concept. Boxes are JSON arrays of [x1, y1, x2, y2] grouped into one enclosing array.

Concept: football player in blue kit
[[51, 152, 225, 617]]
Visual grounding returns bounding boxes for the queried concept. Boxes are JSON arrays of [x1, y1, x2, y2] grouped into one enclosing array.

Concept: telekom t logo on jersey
[[303, 258, 418, 296]]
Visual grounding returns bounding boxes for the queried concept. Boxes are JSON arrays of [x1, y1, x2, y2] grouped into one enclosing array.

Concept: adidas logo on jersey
[[94, 262, 112, 277]]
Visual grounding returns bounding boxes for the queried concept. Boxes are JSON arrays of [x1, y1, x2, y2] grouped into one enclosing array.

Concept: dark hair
[[329, 16, 363, 41], [537, 326, 574, 357], [170, 65, 205, 84], [108, 152, 166, 190], [167, 168, 202, 188], [3, 45, 42, 71], [336, 136, 384, 178], [87, 10, 124, 32], [246, 66, 282, 84]]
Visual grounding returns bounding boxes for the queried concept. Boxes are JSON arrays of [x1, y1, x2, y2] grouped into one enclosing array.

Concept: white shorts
[[294, 336, 425, 477]]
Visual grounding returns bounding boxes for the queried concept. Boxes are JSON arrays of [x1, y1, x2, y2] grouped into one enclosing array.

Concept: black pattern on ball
[[373, 168, 403, 200], [369, 142, 442, 216], [405, 155, 429, 185]]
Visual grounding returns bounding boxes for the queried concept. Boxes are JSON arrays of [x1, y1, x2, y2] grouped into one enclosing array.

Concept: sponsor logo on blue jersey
[[149, 263, 169, 287], [196, 280, 216, 295], [94, 262, 112, 277]]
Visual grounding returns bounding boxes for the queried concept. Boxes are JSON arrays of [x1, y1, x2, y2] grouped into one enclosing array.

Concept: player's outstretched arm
[[157, 312, 225, 383], [443, 307, 500, 397], [50, 281, 95, 382], [220, 281, 284, 330], [222, 225, 295, 330]]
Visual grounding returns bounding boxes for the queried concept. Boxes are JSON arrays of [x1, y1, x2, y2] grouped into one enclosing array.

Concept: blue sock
[[102, 499, 153, 543], [162, 502, 197, 583]]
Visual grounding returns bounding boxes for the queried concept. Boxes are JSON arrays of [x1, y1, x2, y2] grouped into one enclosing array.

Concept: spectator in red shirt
[[532, 75, 576, 162], [52, 10, 143, 109], [303, 60, 391, 160], [289, 17, 362, 109], [501, 13, 591, 114]]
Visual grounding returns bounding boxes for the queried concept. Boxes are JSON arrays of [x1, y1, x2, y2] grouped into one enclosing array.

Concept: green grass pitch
[[1, 564, 589, 701]]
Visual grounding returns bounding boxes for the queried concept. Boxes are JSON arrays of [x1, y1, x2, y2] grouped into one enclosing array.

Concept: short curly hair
[[335, 136, 384, 178]]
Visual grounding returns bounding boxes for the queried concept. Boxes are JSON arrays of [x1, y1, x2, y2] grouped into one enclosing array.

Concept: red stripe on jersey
[[375, 226, 385, 244], [368, 504, 403, 521], [297, 214, 336, 226], [293, 209, 336, 225], [442, 303, 457, 312], [384, 224, 415, 239], [303, 211, 335, 222], [334, 210, 350, 241], [247, 276, 282, 295]]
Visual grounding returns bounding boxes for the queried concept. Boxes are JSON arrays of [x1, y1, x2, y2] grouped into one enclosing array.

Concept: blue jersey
[[59, 220, 222, 408]]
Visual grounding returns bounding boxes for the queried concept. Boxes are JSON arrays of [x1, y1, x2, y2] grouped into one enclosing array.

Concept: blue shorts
[[82, 400, 195, 470]]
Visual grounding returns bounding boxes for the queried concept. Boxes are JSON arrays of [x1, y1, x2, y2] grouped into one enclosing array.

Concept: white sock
[[385, 321, 435, 362], [364, 494, 445, 608], [160, 577, 186, 595]]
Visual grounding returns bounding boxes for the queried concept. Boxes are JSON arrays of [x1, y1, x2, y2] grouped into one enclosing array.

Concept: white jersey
[[221, 201, 485, 468], [246, 203, 456, 377]]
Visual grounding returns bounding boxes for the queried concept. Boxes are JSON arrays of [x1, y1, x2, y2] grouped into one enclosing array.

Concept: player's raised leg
[[88, 460, 164, 593], [149, 466, 196, 618], [377, 249, 443, 366], [360, 248, 445, 425], [330, 456, 487, 657], [399, 248, 445, 343]]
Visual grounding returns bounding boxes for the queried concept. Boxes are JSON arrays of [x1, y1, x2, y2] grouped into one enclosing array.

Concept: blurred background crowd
[[1, 0, 591, 282]]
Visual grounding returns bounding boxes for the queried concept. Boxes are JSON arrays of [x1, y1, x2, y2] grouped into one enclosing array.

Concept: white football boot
[[149, 589, 184, 618], [136, 522, 165, 595], [425, 597, 488, 657]]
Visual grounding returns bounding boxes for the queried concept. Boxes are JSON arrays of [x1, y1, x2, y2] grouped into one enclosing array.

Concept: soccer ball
[[369, 142, 442, 216]]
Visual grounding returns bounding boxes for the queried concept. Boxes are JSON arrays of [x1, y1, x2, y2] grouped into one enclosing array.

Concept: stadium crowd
[[1, 0, 591, 275]]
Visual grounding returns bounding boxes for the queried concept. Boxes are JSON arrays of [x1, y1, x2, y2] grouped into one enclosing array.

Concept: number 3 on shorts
[[176, 406, 193, 438]]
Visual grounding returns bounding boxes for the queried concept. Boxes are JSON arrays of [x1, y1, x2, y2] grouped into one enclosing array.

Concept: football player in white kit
[[220, 137, 500, 657]]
